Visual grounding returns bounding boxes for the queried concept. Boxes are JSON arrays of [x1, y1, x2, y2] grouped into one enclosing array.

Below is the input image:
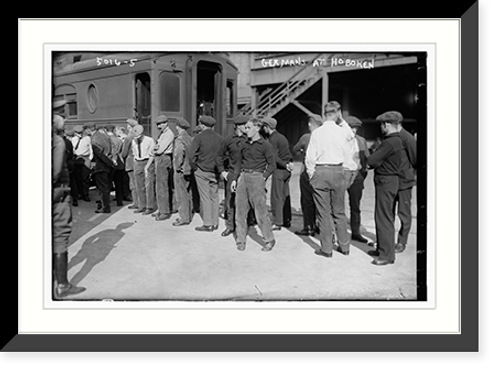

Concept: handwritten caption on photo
[[96, 57, 138, 67], [260, 56, 375, 69]]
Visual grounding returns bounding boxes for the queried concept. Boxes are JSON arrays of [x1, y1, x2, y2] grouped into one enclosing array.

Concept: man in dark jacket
[[52, 106, 86, 299], [263, 117, 293, 230], [395, 120, 417, 253], [189, 115, 224, 232], [90, 124, 116, 213], [367, 111, 403, 266]]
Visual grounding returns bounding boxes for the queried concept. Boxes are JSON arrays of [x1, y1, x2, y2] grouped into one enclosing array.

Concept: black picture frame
[[7, 2, 479, 352]]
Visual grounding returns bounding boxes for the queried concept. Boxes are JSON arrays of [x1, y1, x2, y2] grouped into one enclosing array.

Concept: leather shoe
[[236, 242, 246, 251], [395, 243, 406, 253], [128, 204, 138, 210], [367, 250, 379, 257], [272, 225, 282, 231], [314, 250, 332, 258], [155, 213, 171, 221], [221, 228, 234, 237], [371, 258, 395, 266], [295, 228, 314, 236], [142, 208, 155, 215], [172, 221, 190, 226], [261, 239, 276, 252], [133, 208, 146, 214], [351, 234, 368, 243], [336, 247, 350, 256], [95, 208, 111, 214], [195, 225, 214, 232]]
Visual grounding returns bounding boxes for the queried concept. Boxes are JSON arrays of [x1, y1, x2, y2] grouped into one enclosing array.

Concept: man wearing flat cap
[[189, 115, 223, 232], [293, 113, 323, 236], [366, 111, 404, 265], [172, 117, 194, 226], [393, 112, 417, 254], [71, 124, 93, 203], [131, 124, 156, 214], [262, 117, 293, 231], [145, 115, 175, 221], [52, 102, 86, 299], [215, 114, 256, 236], [345, 116, 370, 244]]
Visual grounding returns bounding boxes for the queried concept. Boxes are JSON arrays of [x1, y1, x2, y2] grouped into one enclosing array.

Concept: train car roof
[[54, 52, 238, 75]]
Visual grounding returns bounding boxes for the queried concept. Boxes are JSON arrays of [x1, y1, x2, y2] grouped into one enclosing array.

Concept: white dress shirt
[[338, 119, 359, 171], [71, 134, 93, 160], [132, 135, 155, 161], [305, 120, 351, 178]]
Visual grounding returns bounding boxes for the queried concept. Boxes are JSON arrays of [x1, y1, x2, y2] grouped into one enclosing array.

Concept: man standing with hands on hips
[[366, 111, 403, 266]]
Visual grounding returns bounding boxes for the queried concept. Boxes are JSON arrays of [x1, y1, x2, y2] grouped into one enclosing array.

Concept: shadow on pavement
[[68, 221, 135, 285]]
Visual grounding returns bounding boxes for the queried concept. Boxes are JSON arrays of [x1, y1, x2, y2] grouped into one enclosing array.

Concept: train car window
[[54, 84, 78, 119], [86, 84, 98, 114], [135, 73, 152, 135], [159, 72, 180, 112]]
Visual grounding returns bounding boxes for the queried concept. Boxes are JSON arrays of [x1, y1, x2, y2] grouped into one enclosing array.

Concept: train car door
[[135, 72, 152, 136], [196, 60, 223, 134]]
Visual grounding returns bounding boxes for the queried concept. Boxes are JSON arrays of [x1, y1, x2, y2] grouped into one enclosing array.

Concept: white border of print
[[19, 19, 457, 334]]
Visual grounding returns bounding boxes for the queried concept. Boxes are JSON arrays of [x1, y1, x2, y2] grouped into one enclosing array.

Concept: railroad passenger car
[[53, 52, 238, 138]]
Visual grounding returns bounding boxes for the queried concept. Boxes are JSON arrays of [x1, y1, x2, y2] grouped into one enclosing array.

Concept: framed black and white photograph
[[10, 8, 483, 361]]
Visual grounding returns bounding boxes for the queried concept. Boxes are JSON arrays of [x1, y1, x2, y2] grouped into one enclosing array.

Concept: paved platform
[[65, 163, 418, 301]]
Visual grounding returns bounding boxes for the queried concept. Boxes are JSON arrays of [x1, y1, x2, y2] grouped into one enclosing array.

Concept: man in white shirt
[[131, 125, 155, 214], [305, 101, 351, 257], [71, 124, 93, 202]]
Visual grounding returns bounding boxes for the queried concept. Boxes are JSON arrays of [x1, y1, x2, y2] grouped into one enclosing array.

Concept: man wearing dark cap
[[293, 114, 323, 236], [215, 114, 256, 237], [189, 115, 223, 232], [146, 115, 175, 221], [395, 113, 417, 254], [345, 116, 371, 243], [91, 125, 116, 213], [263, 117, 293, 230], [233, 117, 276, 252], [172, 117, 194, 226], [52, 105, 86, 299], [366, 111, 403, 265]]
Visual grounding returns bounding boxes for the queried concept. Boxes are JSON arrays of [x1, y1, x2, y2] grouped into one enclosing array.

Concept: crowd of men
[[52, 99, 416, 298]]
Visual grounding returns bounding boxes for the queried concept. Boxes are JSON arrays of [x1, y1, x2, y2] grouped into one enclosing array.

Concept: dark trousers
[[374, 174, 399, 262], [194, 169, 219, 227], [134, 159, 148, 209], [94, 170, 111, 211], [112, 169, 125, 205], [224, 172, 256, 231], [347, 170, 367, 236], [396, 187, 413, 245], [299, 169, 316, 230], [174, 172, 193, 223], [155, 154, 172, 215], [235, 172, 274, 244], [271, 168, 291, 226], [310, 165, 350, 254], [73, 163, 91, 199]]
